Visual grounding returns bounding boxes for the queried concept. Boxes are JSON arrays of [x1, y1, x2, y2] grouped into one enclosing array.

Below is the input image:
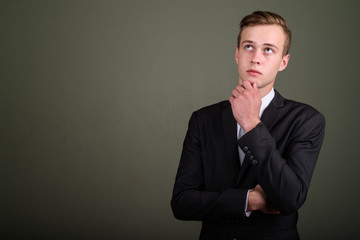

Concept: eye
[[265, 48, 273, 54], [245, 45, 253, 50]]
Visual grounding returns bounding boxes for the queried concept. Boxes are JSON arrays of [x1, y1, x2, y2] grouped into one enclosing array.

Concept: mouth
[[247, 69, 262, 76]]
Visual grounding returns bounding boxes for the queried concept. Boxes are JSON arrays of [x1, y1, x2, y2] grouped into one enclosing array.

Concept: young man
[[171, 11, 325, 240]]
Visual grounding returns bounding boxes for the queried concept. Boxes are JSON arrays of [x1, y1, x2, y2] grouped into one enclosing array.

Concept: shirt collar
[[259, 88, 275, 118]]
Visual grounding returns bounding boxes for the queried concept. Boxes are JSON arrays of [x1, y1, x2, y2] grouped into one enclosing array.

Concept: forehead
[[240, 25, 286, 48]]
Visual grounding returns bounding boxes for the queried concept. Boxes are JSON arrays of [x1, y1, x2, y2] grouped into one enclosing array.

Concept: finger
[[268, 207, 281, 215], [266, 209, 281, 215], [236, 84, 245, 92], [232, 89, 239, 98], [229, 96, 234, 104], [242, 80, 252, 89], [253, 82, 258, 90], [254, 184, 262, 191]]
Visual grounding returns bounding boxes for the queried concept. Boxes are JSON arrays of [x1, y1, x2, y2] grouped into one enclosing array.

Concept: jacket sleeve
[[238, 111, 325, 214], [171, 112, 248, 221]]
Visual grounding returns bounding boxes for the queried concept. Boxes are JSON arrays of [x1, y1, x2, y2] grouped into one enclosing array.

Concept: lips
[[247, 69, 262, 76]]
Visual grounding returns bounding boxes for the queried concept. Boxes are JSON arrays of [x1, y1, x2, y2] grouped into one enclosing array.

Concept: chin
[[239, 77, 256, 85], [245, 79, 258, 85]]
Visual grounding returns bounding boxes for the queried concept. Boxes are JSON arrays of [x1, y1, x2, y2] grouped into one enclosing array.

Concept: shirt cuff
[[245, 189, 252, 217]]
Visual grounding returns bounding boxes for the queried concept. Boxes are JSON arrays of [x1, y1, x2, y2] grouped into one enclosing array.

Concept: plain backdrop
[[1, 0, 360, 239]]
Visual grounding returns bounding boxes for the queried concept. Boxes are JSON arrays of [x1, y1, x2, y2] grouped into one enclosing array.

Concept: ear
[[235, 46, 239, 64], [279, 54, 290, 71]]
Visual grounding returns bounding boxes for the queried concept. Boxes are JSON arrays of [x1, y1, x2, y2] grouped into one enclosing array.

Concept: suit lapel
[[221, 101, 240, 182], [260, 90, 283, 131], [236, 90, 284, 186]]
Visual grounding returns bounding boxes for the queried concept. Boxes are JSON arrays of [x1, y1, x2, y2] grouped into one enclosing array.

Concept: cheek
[[238, 63, 247, 74], [268, 61, 282, 72], [238, 55, 250, 66]]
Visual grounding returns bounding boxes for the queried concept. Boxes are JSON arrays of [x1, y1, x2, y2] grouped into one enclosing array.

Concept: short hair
[[237, 11, 292, 56]]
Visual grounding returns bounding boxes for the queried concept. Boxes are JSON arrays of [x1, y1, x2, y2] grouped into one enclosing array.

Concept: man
[[171, 11, 325, 240]]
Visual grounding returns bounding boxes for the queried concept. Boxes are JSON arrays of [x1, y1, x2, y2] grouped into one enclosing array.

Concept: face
[[235, 24, 290, 97]]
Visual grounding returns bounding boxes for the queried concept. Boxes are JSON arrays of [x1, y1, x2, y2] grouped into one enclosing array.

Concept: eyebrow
[[241, 40, 279, 50]]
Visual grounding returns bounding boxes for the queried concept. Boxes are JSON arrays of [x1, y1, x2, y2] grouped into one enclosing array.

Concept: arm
[[229, 81, 325, 214], [171, 112, 249, 221], [239, 112, 325, 214]]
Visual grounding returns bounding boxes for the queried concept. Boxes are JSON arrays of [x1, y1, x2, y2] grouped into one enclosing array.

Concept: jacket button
[[252, 159, 258, 166], [249, 155, 254, 161], [246, 150, 252, 156], [243, 146, 249, 151]]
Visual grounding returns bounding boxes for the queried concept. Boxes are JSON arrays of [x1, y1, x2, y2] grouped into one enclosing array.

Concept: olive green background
[[1, 0, 360, 239]]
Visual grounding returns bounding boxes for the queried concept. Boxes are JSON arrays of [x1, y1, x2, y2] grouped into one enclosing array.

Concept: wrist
[[247, 189, 257, 211], [247, 188, 266, 211], [242, 119, 261, 133]]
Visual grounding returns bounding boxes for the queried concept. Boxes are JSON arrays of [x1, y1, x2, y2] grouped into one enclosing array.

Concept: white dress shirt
[[236, 88, 275, 216]]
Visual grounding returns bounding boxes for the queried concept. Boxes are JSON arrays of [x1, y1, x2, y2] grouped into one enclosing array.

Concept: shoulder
[[284, 98, 323, 119], [275, 91, 325, 126], [194, 100, 229, 116], [187, 100, 231, 127], [274, 90, 321, 114]]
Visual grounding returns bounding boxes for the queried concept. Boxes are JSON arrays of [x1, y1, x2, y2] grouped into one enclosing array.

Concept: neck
[[259, 87, 272, 98]]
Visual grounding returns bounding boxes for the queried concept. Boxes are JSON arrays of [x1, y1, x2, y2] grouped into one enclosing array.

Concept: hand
[[247, 185, 280, 214], [228, 81, 261, 133]]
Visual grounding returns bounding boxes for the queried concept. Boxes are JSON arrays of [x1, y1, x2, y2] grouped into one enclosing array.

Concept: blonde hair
[[237, 11, 292, 55]]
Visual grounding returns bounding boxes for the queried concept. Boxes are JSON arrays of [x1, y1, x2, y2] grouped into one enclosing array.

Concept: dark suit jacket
[[171, 90, 325, 240]]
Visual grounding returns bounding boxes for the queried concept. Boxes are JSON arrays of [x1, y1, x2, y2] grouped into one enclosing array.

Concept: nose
[[250, 51, 261, 64]]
